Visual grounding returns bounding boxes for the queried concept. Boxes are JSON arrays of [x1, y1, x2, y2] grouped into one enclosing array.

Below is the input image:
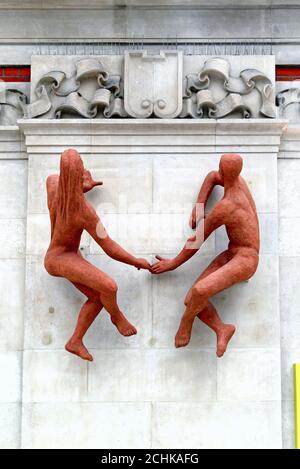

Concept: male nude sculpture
[[44, 148, 150, 362], [151, 154, 259, 357]]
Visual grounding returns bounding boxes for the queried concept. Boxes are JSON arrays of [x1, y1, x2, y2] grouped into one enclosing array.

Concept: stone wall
[[278, 127, 300, 449], [15, 118, 283, 449], [1, 3, 300, 64], [0, 0, 300, 449], [0, 126, 27, 448]]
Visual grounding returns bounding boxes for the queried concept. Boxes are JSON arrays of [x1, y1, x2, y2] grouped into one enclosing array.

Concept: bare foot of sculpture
[[174, 319, 193, 348], [65, 338, 93, 362], [216, 324, 236, 357], [111, 312, 137, 337]]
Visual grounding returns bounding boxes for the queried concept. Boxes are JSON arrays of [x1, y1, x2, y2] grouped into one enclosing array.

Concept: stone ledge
[[0, 126, 26, 159], [18, 118, 288, 133], [18, 118, 288, 155]]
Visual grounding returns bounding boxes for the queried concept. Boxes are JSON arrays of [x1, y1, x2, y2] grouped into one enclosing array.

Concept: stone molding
[[279, 125, 300, 159], [0, 125, 25, 159], [18, 118, 287, 156]]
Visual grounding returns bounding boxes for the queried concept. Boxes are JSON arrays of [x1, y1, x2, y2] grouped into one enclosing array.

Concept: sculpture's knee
[[96, 278, 118, 297], [184, 289, 193, 306], [190, 283, 207, 302], [105, 279, 118, 295]]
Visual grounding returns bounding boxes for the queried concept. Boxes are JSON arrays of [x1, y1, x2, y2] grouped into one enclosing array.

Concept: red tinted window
[[0, 66, 31, 82], [276, 65, 300, 81]]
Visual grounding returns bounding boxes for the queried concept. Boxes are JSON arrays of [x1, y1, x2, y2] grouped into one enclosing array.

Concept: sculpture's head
[[219, 153, 243, 184], [58, 149, 85, 222], [60, 148, 84, 191], [60, 148, 103, 193]]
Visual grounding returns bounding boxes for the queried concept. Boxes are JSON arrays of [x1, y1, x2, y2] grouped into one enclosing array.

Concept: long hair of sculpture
[[44, 148, 151, 362], [151, 153, 260, 357]]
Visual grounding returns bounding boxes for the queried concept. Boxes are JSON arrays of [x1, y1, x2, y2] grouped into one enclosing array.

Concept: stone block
[[0, 352, 21, 403], [282, 399, 295, 449], [88, 349, 216, 402], [279, 217, 300, 257], [0, 403, 20, 449], [280, 257, 300, 351], [152, 401, 282, 449], [0, 160, 27, 218], [22, 402, 151, 449], [0, 259, 25, 351], [279, 159, 300, 218], [0, 219, 25, 259], [281, 348, 300, 401], [23, 351, 87, 403], [217, 349, 281, 401]]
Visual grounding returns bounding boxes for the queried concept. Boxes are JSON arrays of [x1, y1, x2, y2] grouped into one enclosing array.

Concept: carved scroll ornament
[[25, 58, 127, 119], [0, 83, 28, 125], [276, 84, 300, 120], [181, 57, 276, 119]]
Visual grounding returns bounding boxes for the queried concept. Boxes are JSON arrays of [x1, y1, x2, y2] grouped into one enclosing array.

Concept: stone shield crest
[[124, 50, 183, 118]]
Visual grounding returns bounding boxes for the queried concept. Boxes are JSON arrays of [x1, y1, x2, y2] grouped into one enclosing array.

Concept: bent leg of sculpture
[[100, 290, 137, 337], [197, 302, 235, 358], [66, 299, 103, 362], [175, 253, 252, 349], [55, 253, 137, 339], [64, 281, 103, 361], [176, 250, 235, 352]]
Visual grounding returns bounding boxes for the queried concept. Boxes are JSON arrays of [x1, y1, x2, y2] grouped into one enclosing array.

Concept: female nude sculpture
[[44, 148, 150, 362], [151, 154, 260, 357]]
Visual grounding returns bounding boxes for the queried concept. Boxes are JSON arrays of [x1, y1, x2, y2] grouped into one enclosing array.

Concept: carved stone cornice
[[18, 118, 287, 155]]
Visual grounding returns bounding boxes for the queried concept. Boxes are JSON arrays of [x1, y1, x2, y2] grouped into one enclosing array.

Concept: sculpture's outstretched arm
[[152, 202, 226, 274], [190, 171, 223, 229], [84, 202, 150, 270]]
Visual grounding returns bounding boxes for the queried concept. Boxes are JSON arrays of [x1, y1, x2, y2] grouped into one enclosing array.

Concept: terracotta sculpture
[[151, 154, 260, 357], [44, 149, 150, 362]]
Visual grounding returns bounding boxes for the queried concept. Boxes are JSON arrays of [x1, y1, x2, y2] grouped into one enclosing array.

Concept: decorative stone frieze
[[1, 54, 277, 123]]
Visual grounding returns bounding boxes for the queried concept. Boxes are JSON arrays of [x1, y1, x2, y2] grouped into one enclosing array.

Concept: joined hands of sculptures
[[151, 153, 260, 357], [44, 148, 151, 362]]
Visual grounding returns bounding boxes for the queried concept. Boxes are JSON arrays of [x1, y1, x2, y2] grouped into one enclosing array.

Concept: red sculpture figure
[[44, 149, 150, 362], [152, 154, 259, 357]]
